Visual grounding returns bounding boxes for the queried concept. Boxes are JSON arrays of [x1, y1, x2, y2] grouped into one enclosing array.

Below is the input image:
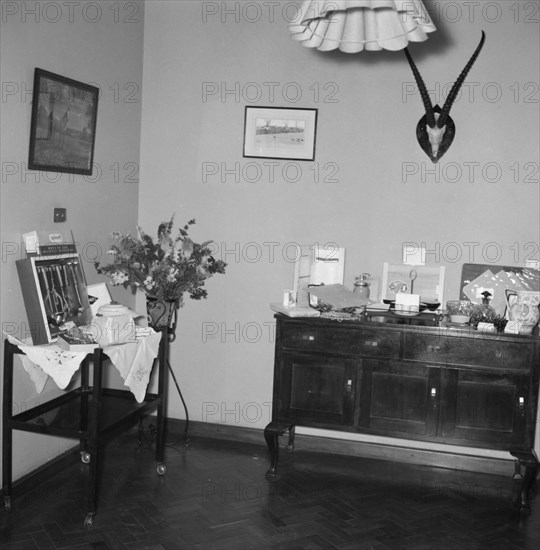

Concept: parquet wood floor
[[0, 430, 538, 550]]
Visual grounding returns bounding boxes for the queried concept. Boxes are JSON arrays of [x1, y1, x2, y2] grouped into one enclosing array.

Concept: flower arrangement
[[95, 217, 226, 304]]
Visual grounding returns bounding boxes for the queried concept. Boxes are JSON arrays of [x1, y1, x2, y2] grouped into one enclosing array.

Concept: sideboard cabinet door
[[358, 359, 440, 439], [440, 368, 529, 449], [277, 352, 357, 427]]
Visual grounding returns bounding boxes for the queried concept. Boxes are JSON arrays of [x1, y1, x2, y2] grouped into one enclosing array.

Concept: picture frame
[[292, 244, 313, 307], [243, 106, 317, 161], [460, 263, 540, 316], [381, 263, 446, 304], [28, 68, 99, 175], [292, 244, 345, 307]]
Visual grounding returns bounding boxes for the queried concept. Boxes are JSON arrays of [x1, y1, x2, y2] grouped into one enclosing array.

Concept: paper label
[[504, 321, 522, 334], [395, 292, 420, 312], [48, 233, 64, 243], [283, 290, 297, 308], [23, 231, 39, 253]]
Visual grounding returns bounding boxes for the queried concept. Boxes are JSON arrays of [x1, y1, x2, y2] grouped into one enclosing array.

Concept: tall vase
[[146, 298, 180, 342]]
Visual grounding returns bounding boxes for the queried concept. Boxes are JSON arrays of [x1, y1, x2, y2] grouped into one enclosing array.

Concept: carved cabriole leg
[[510, 451, 539, 515], [518, 461, 539, 514], [513, 458, 523, 480], [287, 425, 296, 451], [264, 421, 294, 477]]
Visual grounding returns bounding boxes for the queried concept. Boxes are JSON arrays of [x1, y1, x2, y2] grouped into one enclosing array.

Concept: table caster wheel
[[156, 463, 167, 475], [4, 496, 12, 512], [80, 452, 91, 464], [84, 512, 95, 529]]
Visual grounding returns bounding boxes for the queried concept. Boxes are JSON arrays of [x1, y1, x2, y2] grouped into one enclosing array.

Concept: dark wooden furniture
[[265, 314, 540, 514], [1, 331, 168, 528]]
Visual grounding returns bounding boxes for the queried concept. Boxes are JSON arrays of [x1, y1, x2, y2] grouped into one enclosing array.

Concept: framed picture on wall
[[28, 68, 99, 176], [243, 106, 318, 161]]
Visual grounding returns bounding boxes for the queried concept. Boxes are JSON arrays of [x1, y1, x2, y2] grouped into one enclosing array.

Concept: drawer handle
[[364, 340, 378, 347], [427, 345, 441, 353], [302, 335, 315, 341], [346, 379, 352, 392], [430, 387, 438, 409], [518, 396, 525, 417], [495, 350, 503, 358]]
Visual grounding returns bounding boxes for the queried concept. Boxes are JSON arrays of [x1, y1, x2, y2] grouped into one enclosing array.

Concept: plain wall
[[139, 1, 539, 455], [0, 0, 144, 480]]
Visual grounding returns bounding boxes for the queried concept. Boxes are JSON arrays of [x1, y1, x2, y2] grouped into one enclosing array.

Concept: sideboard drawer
[[403, 333, 532, 370], [281, 325, 400, 358], [351, 328, 401, 358]]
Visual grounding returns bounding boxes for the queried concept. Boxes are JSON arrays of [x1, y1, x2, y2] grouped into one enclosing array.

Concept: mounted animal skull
[[405, 31, 486, 163]]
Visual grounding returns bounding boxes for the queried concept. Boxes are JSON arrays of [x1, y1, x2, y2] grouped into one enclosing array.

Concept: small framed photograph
[[381, 263, 446, 304], [243, 106, 317, 161], [29, 68, 99, 175]]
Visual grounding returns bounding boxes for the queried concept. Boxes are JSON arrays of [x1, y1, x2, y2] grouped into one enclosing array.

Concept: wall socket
[[53, 208, 67, 223]]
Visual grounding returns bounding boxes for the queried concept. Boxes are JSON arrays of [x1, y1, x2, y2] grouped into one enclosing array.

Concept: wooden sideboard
[[264, 314, 540, 514]]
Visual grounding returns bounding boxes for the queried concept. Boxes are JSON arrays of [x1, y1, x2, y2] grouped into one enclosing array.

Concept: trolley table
[[1, 329, 168, 528]]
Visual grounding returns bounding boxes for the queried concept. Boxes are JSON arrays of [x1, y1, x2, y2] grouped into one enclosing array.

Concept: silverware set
[[36, 261, 84, 326]]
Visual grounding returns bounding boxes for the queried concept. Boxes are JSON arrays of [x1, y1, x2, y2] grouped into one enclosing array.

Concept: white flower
[[166, 268, 178, 283], [144, 276, 156, 290], [111, 271, 128, 285], [174, 237, 193, 260]]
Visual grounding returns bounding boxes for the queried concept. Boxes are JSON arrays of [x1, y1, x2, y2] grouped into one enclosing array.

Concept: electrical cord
[[136, 355, 191, 453]]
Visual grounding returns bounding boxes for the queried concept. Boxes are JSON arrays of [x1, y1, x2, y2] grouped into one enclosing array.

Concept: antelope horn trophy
[[405, 31, 486, 163]]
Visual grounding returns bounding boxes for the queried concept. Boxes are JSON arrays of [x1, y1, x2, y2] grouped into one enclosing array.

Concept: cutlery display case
[[16, 254, 92, 345]]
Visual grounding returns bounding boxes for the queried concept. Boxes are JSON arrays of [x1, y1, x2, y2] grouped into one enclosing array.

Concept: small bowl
[[421, 297, 441, 311], [446, 300, 475, 324], [449, 314, 471, 324]]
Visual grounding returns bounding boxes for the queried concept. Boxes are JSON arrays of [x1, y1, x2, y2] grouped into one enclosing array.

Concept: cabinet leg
[[513, 458, 523, 480], [264, 421, 294, 477], [510, 451, 539, 515], [2, 344, 14, 511], [86, 349, 103, 525], [516, 462, 538, 515], [1, 426, 12, 510], [155, 404, 166, 464], [286, 425, 296, 451]]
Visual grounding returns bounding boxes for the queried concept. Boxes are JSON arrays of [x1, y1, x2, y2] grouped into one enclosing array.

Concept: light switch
[[54, 208, 66, 223]]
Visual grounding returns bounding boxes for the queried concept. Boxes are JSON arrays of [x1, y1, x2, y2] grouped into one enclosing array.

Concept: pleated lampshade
[[289, 0, 436, 52]]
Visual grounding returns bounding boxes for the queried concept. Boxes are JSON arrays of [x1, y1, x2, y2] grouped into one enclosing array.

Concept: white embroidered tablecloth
[[6, 331, 162, 403]]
